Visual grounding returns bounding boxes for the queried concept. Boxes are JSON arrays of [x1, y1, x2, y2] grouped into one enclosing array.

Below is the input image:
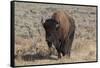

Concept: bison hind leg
[[67, 30, 75, 57], [55, 45, 62, 59], [61, 50, 66, 56], [60, 42, 66, 57]]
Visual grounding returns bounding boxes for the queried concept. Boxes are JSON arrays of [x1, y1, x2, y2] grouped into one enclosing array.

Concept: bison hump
[[52, 11, 71, 39]]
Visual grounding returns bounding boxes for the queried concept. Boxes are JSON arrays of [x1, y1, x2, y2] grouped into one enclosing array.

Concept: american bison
[[41, 11, 75, 59]]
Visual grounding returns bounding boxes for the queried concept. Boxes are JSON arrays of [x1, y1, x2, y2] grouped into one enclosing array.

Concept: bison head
[[41, 18, 60, 47]]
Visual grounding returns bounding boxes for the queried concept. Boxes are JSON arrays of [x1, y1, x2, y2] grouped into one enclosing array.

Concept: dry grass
[[14, 2, 97, 66]]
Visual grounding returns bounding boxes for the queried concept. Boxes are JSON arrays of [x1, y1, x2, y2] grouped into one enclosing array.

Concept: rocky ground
[[14, 2, 97, 66]]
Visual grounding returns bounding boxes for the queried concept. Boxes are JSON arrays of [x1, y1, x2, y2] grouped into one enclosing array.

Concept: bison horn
[[41, 16, 45, 25], [56, 23, 60, 29]]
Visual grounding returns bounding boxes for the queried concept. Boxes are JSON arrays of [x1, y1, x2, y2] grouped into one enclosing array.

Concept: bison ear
[[56, 23, 60, 30]]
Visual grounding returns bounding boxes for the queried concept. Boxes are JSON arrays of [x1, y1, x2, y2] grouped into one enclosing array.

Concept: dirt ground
[[14, 2, 97, 66]]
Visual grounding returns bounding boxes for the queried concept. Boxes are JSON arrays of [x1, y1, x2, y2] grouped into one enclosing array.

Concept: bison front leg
[[47, 41, 52, 56], [55, 44, 62, 59]]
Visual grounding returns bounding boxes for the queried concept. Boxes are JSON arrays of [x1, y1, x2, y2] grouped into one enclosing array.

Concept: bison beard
[[41, 11, 75, 59]]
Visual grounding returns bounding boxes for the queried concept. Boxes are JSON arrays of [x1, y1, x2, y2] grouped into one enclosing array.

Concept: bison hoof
[[58, 54, 61, 59]]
